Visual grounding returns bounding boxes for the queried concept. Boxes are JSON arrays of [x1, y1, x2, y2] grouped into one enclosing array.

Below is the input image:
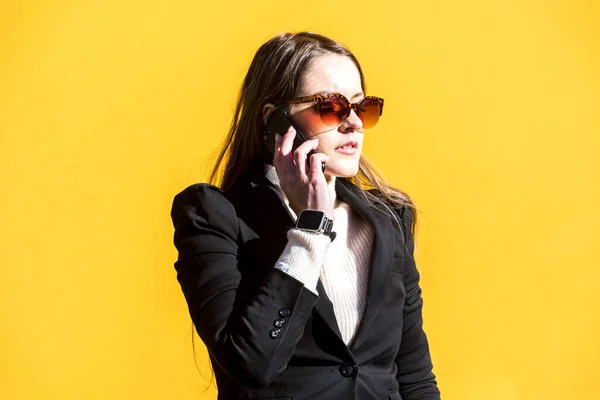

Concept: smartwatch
[[295, 210, 336, 241]]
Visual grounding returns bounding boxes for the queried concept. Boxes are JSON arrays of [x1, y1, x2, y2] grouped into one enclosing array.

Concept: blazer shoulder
[[366, 188, 412, 217], [172, 182, 222, 206], [170, 183, 239, 238], [365, 188, 416, 241]]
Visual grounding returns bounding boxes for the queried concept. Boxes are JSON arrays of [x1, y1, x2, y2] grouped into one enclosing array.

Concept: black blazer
[[171, 161, 440, 400]]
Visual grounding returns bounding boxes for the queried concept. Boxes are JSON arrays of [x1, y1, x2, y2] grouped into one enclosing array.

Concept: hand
[[273, 125, 334, 221]]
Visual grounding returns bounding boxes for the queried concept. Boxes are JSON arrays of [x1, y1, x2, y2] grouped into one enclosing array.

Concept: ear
[[262, 103, 275, 125]]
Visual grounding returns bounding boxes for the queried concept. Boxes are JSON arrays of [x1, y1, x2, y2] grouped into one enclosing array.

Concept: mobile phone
[[263, 108, 325, 172]]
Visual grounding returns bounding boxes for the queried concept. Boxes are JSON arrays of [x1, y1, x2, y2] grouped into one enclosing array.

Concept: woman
[[171, 32, 440, 400]]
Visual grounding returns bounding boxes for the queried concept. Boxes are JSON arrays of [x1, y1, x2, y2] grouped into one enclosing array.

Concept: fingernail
[[275, 134, 281, 144]]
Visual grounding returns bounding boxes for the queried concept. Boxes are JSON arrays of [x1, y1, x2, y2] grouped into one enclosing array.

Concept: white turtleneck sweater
[[265, 165, 374, 345]]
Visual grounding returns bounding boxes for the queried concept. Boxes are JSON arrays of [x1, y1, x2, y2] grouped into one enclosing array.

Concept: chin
[[325, 161, 360, 178]]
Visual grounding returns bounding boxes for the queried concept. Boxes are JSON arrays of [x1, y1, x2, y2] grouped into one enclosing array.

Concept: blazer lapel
[[335, 180, 396, 352], [314, 278, 344, 340]]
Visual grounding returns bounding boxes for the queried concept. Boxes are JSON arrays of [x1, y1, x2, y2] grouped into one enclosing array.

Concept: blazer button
[[278, 308, 290, 318], [269, 328, 281, 339], [273, 319, 285, 328], [339, 363, 357, 377]]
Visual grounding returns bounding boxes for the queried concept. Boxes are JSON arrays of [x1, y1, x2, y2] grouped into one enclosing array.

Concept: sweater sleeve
[[171, 184, 320, 390], [274, 229, 331, 295]]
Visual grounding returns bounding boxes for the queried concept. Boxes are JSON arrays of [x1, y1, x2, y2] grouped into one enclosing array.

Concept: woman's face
[[289, 53, 365, 179]]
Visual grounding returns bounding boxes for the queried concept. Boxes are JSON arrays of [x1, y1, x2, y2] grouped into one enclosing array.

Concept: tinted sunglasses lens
[[319, 96, 350, 127], [357, 98, 382, 129]]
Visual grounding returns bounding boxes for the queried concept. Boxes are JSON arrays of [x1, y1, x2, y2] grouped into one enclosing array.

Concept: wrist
[[295, 209, 337, 241]]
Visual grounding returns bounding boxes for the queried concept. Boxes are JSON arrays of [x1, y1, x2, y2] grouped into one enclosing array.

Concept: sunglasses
[[289, 93, 384, 129]]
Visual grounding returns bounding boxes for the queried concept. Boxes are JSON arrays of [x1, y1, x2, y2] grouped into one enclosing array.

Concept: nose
[[339, 109, 363, 134]]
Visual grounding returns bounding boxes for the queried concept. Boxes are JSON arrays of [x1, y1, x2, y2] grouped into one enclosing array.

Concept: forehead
[[298, 53, 363, 98]]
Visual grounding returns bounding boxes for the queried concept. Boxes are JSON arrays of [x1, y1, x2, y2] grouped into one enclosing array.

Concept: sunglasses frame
[[289, 93, 384, 126]]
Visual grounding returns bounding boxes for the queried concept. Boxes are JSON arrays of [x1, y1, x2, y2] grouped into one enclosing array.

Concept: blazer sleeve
[[171, 184, 319, 389], [395, 206, 441, 400]]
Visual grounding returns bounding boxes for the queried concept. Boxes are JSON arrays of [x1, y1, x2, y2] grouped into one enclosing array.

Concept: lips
[[335, 141, 358, 150], [335, 141, 358, 155]]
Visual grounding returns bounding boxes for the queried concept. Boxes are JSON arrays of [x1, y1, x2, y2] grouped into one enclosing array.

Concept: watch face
[[297, 210, 325, 231]]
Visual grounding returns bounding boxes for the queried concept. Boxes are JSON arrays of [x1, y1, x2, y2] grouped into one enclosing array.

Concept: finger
[[280, 125, 296, 156], [281, 125, 296, 176], [307, 153, 331, 182], [293, 139, 319, 177], [272, 133, 284, 170], [278, 126, 297, 174]]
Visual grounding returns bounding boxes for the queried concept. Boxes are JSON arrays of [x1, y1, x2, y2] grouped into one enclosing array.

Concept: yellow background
[[1, 1, 599, 399]]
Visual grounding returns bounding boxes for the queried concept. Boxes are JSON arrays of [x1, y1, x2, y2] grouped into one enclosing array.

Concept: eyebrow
[[295, 91, 365, 100], [308, 91, 365, 99]]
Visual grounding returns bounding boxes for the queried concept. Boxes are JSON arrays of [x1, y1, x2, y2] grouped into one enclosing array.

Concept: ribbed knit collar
[[264, 163, 337, 219]]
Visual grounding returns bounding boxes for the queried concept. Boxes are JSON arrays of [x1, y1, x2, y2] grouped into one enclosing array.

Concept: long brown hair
[[208, 32, 418, 233]]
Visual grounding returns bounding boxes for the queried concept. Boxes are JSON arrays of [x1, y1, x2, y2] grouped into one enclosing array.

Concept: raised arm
[[171, 184, 323, 389]]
